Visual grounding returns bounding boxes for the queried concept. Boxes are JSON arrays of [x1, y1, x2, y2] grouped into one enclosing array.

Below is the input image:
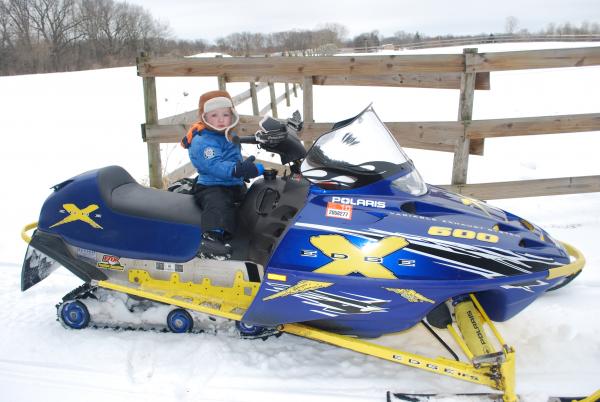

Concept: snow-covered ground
[[0, 42, 599, 401]]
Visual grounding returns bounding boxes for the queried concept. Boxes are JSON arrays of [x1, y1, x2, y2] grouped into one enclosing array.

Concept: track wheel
[[236, 321, 267, 337], [167, 309, 194, 333], [59, 300, 90, 329]]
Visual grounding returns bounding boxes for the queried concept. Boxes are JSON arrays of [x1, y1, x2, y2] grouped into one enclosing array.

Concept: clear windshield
[[301, 106, 427, 195]]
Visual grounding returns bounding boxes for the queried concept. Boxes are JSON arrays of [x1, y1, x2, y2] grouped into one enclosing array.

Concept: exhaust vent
[[400, 201, 462, 217], [495, 222, 524, 233], [518, 238, 548, 249]]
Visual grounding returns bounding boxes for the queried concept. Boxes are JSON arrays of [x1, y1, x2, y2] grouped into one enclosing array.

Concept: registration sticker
[[326, 202, 353, 220]]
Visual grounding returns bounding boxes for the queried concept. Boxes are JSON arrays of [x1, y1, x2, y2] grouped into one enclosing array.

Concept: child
[[181, 90, 263, 255]]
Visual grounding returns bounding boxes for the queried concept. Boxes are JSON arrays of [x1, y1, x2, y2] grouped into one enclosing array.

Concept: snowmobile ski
[[386, 391, 600, 402]]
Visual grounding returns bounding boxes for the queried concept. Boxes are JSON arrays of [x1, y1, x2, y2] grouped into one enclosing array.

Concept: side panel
[[242, 268, 449, 337], [245, 187, 564, 336], [38, 169, 202, 262], [243, 267, 550, 337]]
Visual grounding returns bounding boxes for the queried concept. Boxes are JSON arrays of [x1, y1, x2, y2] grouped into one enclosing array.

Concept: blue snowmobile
[[20, 106, 586, 402]]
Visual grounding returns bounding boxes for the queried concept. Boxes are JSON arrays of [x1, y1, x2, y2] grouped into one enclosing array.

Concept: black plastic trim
[[29, 231, 108, 283]]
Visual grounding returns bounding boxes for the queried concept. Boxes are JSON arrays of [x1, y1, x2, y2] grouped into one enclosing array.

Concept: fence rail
[[347, 34, 600, 52], [441, 176, 600, 200], [138, 46, 600, 199], [401, 34, 600, 50]]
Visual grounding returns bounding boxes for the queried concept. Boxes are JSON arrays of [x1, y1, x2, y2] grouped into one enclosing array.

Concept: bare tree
[[4, 0, 39, 72], [505, 16, 519, 34], [0, 0, 13, 72], [5, 0, 32, 47], [315, 22, 348, 44], [352, 31, 380, 50], [29, 0, 84, 70], [0, 1, 13, 47]]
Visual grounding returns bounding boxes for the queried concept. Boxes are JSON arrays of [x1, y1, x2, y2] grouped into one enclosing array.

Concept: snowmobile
[[21, 106, 588, 402]]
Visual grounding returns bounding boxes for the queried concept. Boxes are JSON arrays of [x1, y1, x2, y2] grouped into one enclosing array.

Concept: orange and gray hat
[[198, 90, 239, 141]]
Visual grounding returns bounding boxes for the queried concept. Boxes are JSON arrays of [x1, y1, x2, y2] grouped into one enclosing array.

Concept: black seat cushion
[[97, 166, 202, 227]]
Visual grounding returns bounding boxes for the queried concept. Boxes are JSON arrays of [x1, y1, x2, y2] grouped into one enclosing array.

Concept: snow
[[1, 42, 599, 401], [187, 52, 232, 58]]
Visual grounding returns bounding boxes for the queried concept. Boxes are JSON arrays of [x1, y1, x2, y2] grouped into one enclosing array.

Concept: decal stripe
[[267, 273, 287, 281], [294, 221, 561, 278]]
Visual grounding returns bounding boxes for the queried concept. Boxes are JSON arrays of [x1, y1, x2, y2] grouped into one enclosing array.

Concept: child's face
[[204, 107, 232, 130]]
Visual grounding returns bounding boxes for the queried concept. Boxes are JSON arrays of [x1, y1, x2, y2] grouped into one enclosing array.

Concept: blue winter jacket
[[188, 128, 244, 186]]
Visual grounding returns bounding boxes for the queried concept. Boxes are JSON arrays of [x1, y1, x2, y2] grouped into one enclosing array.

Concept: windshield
[[301, 106, 427, 194]]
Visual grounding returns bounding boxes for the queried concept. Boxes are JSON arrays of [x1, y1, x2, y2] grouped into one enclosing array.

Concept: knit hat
[[198, 90, 239, 141]]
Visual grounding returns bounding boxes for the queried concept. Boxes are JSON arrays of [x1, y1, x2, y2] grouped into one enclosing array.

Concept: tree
[[545, 22, 556, 35], [505, 16, 518, 34], [393, 30, 413, 44], [352, 31, 380, 50], [29, 0, 83, 70], [315, 22, 348, 44], [0, 1, 13, 72]]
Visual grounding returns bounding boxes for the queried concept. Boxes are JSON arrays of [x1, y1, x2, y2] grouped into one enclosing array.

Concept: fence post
[[268, 82, 278, 118], [285, 82, 291, 106], [452, 48, 477, 186], [250, 81, 259, 116], [216, 55, 226, 90], [218, 75, 226, 91], [303, 76, 314, 123], [139, 52, 163, 189], [303, 76, 315, 149]]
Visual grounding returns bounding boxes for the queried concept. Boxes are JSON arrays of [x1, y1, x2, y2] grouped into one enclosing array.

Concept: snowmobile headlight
[[392, 169, 427, 196]]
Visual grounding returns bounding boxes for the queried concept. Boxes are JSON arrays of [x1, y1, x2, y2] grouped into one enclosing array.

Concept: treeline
[[185, 21, 600, 56], [0, 0, 179, 75], [354, 21, 600, 49], [214, 23, 348, 56]]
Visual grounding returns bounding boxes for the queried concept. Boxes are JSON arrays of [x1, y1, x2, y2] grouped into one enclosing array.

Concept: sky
[[124, 0, 600, 42]]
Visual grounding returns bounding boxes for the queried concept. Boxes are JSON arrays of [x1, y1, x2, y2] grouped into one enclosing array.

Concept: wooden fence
[[348, 34, 600, 53], [401, 34, 600, 50], [137, 46, 600, 200]]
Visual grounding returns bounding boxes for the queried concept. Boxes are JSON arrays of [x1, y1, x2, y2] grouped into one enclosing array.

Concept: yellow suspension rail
[[95, 269, 507, 394], [96, 269, 261, 322]]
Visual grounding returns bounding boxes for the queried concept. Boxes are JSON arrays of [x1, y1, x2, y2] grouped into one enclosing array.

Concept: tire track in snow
[[0, 358, 165, 401]]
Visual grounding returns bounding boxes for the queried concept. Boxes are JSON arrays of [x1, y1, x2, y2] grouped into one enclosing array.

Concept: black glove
[[233, 156, 262, 179], [256, 129, 287, 147]]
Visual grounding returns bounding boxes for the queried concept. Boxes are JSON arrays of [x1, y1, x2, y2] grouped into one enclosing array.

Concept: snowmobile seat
[[97, 166, 203, 227]]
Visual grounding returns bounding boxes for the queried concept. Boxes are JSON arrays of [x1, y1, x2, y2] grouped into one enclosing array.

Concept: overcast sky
[[125, 0, 600, 42]]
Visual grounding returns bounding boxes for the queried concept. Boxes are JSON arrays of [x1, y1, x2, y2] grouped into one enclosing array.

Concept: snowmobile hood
[[294, 105, 568, 281], [271, 179, 570, 284], [398, 184, 568, 258]]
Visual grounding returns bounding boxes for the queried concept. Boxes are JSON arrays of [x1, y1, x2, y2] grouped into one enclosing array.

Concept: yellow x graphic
[[50, 203, 103, 229], [310, 235, 408, 279]]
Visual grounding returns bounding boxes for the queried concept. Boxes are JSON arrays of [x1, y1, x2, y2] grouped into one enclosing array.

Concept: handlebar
[[234, 135, 259, 144], [232, 111, 306, 168]]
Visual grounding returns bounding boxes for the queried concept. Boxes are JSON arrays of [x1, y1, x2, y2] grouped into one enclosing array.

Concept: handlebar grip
[[237, 136, 259, 144]]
